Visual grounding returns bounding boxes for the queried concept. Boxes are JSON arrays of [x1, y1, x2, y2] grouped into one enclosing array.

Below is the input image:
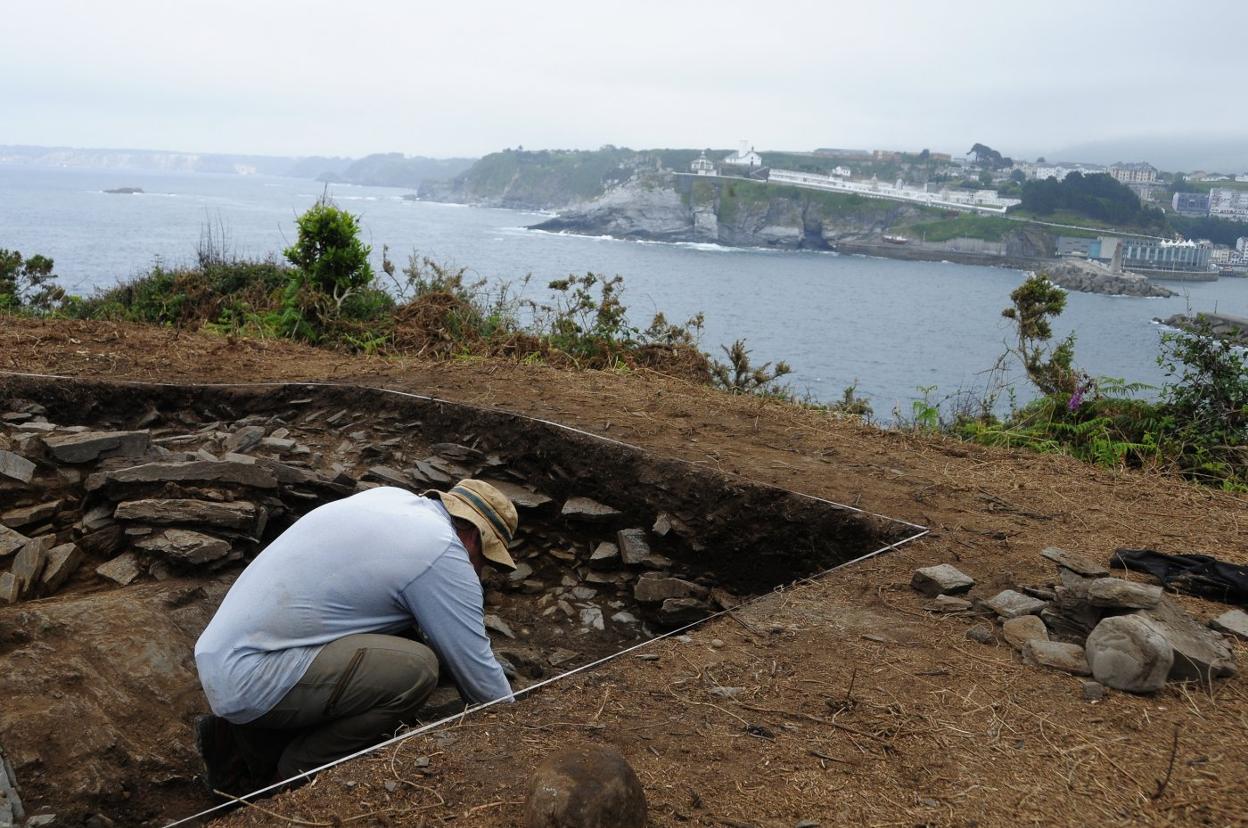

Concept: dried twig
[[1152, 725, 1180, 800]]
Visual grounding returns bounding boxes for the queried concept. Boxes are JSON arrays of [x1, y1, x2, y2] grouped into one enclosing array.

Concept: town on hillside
[[685, 141, 1248, 277]]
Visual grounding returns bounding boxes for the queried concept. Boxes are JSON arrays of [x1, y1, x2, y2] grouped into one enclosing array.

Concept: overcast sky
[[4, 0, 1246, 162]]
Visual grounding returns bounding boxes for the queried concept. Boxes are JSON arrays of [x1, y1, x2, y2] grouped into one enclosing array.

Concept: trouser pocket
[[323, 648, 366, 717]]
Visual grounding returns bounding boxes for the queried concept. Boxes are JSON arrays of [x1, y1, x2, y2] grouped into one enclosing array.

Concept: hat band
[[450, 485, 513, 544]]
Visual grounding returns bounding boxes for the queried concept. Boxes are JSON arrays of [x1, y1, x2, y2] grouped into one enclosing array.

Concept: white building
[[1237, 236, 1248, 254], [690, 151, 715, 176], [766, 169, 1021, 213], [722, 141, 763, 168], [1109, 162, 1157, 184], [831, 165, 852, 177], [1210, 188, 1248, 222]]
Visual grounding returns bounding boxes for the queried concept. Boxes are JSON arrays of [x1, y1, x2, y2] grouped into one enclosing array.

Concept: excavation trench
[[0, 376, 921, 825]]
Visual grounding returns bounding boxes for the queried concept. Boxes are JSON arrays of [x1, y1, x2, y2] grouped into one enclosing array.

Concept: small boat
[[882, 234, 909, 245]]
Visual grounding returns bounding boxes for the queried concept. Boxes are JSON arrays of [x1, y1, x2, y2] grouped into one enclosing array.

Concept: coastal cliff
[[532, 174, 1054, 259]]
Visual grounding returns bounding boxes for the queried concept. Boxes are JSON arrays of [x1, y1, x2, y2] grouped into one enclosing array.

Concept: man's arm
[[399, 551, 514, 705]]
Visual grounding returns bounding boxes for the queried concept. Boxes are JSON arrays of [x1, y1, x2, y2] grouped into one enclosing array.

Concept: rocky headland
[[1041, 259, 1176, 298]]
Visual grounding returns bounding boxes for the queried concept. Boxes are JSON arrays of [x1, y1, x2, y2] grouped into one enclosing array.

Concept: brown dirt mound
[[2, 317, 1246, 827]]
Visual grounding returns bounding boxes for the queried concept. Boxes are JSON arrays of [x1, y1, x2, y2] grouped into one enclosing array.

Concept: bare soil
[[3, 317, 1247, 827]]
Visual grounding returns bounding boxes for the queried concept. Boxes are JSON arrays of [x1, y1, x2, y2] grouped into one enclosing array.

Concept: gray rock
[[11, 536, 52, 595], [524, 746, 646, 828], [1, 500, 61, 529], [1210, 609, 1248, 642], [615, 528, 650, 565], [96, 552, 143, 585], [1057, 567, 1093, 596], [41, 543, 83, 592], [560, 496, 623, 522], [78, 524, 124, 557], [1085, 615, 1174, 693], [479, 479, 552, 509], [507, 562, 534, 582], [1082, 681, 1105, 701], [223, 425, 266, 453], [652, 512, 673, 536], [926, 595, 973, 613], [569, 586, 597, 601], [86, 460, 277, 492], [1040, 546, 1109, 577], [657, 597, 712, 625], [1137, 599, 1236, 683], [42, 430, 150, 463], [0, 525, 31, 558], [611, 610, 638, 625], [484, 614, 516, 639], [588, 541, 620, 569], [134, 530, 232, 566], [965, 624, 995, 644], [260, 437, 296, 452], [634, 573, 707, 603], [0, 572, 18, 604], [910, 564, 975, 597], [548, 648, 578, 667], [1002, 615, 1049, 650], [1086, 578, 1163, 610], [0, 450, 35, 485], [80, 504, 115, 532], [114, 499, 258, 530], [1023, 640, 1091, 676], [580, 606, 605, 631], [363, 466, 411, 488], [985, 589, 1048, 619]]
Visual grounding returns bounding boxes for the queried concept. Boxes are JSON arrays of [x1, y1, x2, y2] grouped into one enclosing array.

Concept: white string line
[[0, 372, 929, 823], [0, 371, 927, 532], [163, 527, 928, 828]]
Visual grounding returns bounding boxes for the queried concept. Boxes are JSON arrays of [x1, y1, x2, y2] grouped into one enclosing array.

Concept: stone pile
[[0, 397, 733, 655], [913, 547, 1238, 695]]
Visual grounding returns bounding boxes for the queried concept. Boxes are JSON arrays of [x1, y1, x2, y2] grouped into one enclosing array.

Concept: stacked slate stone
[[912, 547, 1238, 695], [0, 402, 354, 602], [1, 399, 733, 646]]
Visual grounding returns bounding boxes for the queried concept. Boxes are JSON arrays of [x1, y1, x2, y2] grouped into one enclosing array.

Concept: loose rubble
[[915, 545, 1238, 694]]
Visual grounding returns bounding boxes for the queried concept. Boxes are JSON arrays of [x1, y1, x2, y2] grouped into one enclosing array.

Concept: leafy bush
[[710, 339, 792, 397], [0, 249, 65, 313]]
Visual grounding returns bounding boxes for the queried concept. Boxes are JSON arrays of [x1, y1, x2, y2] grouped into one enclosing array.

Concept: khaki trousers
[[234, 633, 439, 779]]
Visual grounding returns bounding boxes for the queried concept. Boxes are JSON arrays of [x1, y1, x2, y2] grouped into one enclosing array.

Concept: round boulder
[[1085, 615, 1174, 693], [525, 745, 647, 828]]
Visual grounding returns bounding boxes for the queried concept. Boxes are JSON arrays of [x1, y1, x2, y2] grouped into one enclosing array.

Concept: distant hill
[[0, 145, 478, 189], [1046, 135, 1248, 174], [315, 153, 475, 188]]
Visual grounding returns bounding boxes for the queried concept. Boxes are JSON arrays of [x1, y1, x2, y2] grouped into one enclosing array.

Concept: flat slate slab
[[910, 564, 975, 597], [96, 552, 143, 586], [616, 528, 651, 565], [1210, 609, 1248, 642], [1086, 577, 1163, 610], [1137, 599, 1237, 683], [0, 450, 36, 484], [1040, 546, 1109, 577], [479, 478, 552, 509], [561, 497, 623, 522], [0, 525, 32, 558], [134, 529, 232, 566], [985, 589, 1049, 619], [42, 430, 150, 464], [114, 498, 257, 530], [87, 460, 277, 491]]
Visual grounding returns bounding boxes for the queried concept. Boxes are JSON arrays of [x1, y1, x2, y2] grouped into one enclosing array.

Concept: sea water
[[2, 166, 1245, 415]]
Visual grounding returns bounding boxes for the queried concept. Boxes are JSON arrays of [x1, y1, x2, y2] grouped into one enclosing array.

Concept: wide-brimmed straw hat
[[427, 479, 519, 570]]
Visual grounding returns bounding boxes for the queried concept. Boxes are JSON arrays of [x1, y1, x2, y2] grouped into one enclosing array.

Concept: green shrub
[[1, 249, 65, 314]]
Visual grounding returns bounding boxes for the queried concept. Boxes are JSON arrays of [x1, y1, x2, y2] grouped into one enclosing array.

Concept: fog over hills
[[1045, 135, 1248, 173]]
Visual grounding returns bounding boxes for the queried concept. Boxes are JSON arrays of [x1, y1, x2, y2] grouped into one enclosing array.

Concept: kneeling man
[[194, 479, 518, 789]]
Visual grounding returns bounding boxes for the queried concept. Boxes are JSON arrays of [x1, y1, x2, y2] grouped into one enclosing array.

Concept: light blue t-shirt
[[194, 486, 513, 723]]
